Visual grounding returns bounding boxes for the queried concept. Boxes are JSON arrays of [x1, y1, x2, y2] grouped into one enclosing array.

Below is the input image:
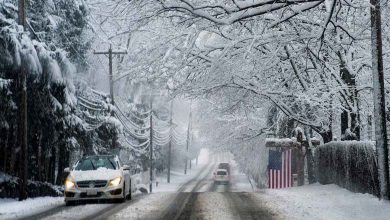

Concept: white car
[[64, 155, 132, 205], [213, 169, 230, 185]]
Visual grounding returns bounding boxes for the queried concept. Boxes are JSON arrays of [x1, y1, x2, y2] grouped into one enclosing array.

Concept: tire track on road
[[17, 204, 69, 220], [86, 194, 146, 220], [159, 161, 217, 220], [224, 192, 276, 220]]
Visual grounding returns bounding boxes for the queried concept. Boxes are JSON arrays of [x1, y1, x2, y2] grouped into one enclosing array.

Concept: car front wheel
[[121, 185, 126, 202], [115, 185, 126, 203], [128, 185, 132, 200]]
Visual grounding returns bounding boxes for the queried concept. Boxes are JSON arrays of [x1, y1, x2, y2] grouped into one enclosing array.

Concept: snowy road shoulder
[[257, 183, 390, 220], [153, 148, 211, 193], [0, 196, 64, 220]]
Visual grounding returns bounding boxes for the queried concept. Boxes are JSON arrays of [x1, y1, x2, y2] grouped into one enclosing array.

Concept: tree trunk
[[320, 130, 333, 143], [304, 128, 316, 184], [37, 132, 42, 181], [9, 125, 17, 175], [2, 128, 9, 172], [296, 129, 305, 186], [370, 0, 390, 200], [56, 142, 66, 185], [49, 146, 56, 184], [340, 62, 360, 141]]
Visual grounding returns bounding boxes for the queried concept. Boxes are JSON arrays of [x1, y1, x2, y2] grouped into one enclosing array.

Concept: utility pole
[[18, 0, 28, 201], [167, 99, 173, 183], [370, 0, 390, 200], [93, 45, 127, 150], [149, 94, 153, 193], [184, 105, 192, 175], [189, 132, 192, 170], [190, 132, 194, 169]]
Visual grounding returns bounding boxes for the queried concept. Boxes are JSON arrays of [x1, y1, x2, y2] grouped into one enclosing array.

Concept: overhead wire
[[78, 87, 187, 151]]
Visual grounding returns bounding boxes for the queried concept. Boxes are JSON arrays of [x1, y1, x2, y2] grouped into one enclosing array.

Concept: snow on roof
[[265, 138, 300, 148]]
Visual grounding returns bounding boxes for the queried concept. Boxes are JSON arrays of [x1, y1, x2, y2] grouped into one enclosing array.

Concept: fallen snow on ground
[[0, 196, 64, 219], [258, 183, 390, 220]]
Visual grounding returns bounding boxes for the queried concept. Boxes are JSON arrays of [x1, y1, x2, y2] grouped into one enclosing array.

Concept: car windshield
[[217, 171, 227, 175], [74, 157, 117, 171], [218, 163, 229, 168]]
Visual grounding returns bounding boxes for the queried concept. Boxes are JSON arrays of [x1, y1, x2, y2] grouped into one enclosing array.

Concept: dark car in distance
[[218, 163, 230, 173]]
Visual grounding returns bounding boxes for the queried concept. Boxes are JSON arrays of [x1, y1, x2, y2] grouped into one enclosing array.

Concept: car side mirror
[[64, 167, 70, 173], [123, 165, 130, 171]]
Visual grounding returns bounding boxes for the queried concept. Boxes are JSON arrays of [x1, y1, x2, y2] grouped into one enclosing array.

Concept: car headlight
[[109, 177, 122, 187], [65, 179, 75, 190]]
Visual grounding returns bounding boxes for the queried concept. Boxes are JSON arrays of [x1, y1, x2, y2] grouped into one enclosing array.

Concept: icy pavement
[[258, 183, 390, 220], [0, 196, 64, 219]]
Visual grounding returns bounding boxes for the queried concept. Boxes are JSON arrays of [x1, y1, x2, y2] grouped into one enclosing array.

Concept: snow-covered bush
[[315, 141, 379, 197], [0, 172, 62, 198]]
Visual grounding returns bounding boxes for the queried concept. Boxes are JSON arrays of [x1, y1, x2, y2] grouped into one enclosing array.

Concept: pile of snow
[[0, 197, 63, 219], [259, 183, 390, 220]]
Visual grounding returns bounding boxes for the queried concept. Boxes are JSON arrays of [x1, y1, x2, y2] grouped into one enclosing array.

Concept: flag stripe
[[283, 151, 286, 188], [288, 149, 291, 187], [269, 149, 292, 189]]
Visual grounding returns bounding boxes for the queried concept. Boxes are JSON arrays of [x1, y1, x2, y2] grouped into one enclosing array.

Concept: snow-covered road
[[100, 150, 277, 220], [4, 149, 387, 220], [7, 149, 277, 220]]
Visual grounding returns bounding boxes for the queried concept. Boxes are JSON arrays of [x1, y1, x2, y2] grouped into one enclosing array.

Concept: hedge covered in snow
[[315, 141, 379, 197]]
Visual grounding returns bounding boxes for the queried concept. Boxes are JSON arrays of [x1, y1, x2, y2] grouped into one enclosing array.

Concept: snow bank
[[0, 196, 64, 219], [259, 183, 390, 220]]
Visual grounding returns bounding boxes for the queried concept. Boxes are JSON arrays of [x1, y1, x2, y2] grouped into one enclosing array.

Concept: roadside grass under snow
[[258, 183, 390, 220]]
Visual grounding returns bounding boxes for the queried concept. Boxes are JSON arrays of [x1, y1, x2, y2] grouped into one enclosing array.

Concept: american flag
[[268, 149, 292, 189]]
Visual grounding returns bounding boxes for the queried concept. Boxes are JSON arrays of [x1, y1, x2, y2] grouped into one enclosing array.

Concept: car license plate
[[87, 189, 98, 196]]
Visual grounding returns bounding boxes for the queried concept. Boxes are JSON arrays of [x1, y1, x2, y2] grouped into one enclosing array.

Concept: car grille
[[77, 180, 107, 188], [80, 192, 103, 198]]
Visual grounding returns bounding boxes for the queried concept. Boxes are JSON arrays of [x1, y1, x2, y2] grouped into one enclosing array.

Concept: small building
[[265, 137, 320, 188]]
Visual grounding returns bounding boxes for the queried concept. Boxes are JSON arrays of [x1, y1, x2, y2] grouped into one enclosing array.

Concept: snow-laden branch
[[160, 0, 324, 25]]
